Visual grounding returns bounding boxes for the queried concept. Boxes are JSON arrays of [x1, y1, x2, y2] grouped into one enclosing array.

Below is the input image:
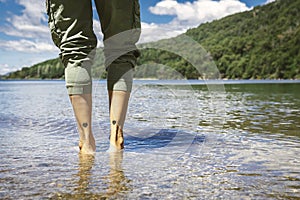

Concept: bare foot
[[109, 124, 124, 152], [80, 133, 96, 154]]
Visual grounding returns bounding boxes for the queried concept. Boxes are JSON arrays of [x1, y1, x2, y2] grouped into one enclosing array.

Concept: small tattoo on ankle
[[112, 120, 116, 125], [83, 123, 88, 128]]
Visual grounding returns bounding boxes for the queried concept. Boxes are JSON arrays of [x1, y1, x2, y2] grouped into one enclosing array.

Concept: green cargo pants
[[46, 0, 141, 94]]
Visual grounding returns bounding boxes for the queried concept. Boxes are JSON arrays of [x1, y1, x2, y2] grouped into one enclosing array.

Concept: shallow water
[[0, 80, 299, 199]]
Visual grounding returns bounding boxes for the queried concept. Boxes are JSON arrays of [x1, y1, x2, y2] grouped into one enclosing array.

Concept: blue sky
[[0, 0, 275, 75]]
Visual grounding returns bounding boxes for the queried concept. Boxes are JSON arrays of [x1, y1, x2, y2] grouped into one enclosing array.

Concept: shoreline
[[1, 79, 300, 85]]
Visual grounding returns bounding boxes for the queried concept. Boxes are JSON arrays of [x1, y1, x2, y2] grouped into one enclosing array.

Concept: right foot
[[109, 124, 124, 151], [79, 140, 83, 150]]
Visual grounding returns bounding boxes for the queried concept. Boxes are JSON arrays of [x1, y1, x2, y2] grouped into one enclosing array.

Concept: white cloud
[[149, 0, 250, 27], [0, 0, 58, 57], [0, 64, 20, 75], [265, 0, 276, 4], [136, 0, 251, 45], [0, 1, 102, 74], [0, 39, 57, 53], [0, 1, 104, 52], [139, 22, 186, 43], [93, 19, 104, 47], [1, 0, 49, 39]]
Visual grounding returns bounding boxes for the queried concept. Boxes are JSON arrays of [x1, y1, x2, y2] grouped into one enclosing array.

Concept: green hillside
[[3, 49, 106, 80], [3, 0, 300, 80], [186, 0, 300, 79]]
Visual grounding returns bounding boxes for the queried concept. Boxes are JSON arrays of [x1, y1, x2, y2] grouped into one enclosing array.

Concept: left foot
[[80, 133, 96, 154]]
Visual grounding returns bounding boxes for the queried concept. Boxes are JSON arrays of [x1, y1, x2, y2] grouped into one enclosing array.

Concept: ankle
[[80, 135, 96, 154], [110, 124, 124, 150]]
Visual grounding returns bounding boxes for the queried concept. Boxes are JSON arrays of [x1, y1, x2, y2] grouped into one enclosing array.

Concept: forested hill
[[185, 0, 300, 79], [2, 0, 300, 80]]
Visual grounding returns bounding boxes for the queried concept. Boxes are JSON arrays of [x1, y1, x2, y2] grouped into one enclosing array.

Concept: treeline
[[3, 50, 106, 80], [3, 0, 300, 80], [186, 0, 300, 79], [137, 0, 300, 79], [5, 58, 64, 79]]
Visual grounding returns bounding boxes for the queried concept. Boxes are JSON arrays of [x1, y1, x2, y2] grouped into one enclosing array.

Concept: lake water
[[0, 80, 299, 199]]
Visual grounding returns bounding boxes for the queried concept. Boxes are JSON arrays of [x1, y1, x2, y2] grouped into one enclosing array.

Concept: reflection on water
[[195, 83, 300, 137], [76, 154, 95, 195], [0, 80, 299, 199], [223, 84, 300, 137], [106, 152, 130, 197], [52, 152, 129, 199]]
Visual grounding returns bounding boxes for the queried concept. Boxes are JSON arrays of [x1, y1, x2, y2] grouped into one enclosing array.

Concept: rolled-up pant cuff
[[66, 84, 92, 95], [107, 62, 134, 92], [65, 62, 92, 95]]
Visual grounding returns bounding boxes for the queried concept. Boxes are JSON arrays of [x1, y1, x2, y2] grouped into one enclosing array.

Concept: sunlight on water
[[0, 80, 299, 199]]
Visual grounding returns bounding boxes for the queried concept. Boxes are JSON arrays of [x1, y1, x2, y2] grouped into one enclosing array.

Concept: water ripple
[[0, 81, 299, 199]]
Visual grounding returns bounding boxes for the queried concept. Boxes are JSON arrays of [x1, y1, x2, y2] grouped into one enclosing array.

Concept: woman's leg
[[70, 94, 95, 154], [47, 0, 97, 153], [95, 0, 141, 150]]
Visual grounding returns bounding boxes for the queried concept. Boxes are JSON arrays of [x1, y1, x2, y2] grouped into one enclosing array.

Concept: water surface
[[0, 80, 299, 199]]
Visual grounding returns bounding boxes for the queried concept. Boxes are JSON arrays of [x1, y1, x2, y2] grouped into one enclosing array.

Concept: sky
[[0, 0, 275, 75]]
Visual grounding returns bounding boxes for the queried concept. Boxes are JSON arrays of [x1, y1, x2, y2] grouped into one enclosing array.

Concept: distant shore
[[1, 79, 300, 85]]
